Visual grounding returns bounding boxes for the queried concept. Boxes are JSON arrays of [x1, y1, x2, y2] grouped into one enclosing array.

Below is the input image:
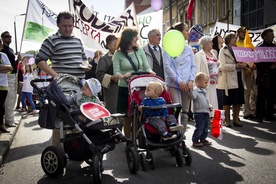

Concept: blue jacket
[[164, 45, 196, 89]]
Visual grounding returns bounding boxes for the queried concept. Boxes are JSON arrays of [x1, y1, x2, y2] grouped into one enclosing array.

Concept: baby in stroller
[[139, 81, 184, 141], [73, 77, 104, 122]]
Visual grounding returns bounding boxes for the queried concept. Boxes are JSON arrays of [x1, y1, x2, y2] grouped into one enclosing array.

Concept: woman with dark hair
[[212, 34, 224, 58], [164, 22, 196, 136], [217, 33, 247, 127], [113, 28, 155, 139], [0, 38, 13, 133], [212, 34, 224, 110]]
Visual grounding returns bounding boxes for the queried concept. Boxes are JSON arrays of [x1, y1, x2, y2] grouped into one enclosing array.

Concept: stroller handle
[[31, 78, 53, 92], [142, 103, 181, 110], [131, 71, 151, 76]]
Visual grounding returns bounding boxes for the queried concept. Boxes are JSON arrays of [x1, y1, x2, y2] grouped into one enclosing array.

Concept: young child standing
[[139, 81, 184, 141], [18, 64, 39, 115], [189, 72, 212, 147]]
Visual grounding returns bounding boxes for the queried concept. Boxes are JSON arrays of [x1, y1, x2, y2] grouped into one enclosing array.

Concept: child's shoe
[[163, 132, 177, 141], [192, 141, 203, 147], [29, 110, 39, 115], [18, 108, 26, 112], [169, 123, 184, 131], [201, 139, 212, 145]]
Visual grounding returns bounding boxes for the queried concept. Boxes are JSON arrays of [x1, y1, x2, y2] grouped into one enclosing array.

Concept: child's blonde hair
[[195, 72, 208, 83], [147, 81, 164, 96]]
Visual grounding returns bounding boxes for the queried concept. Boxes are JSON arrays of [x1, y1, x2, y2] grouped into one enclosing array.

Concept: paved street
[[0, 113, 276, 183]]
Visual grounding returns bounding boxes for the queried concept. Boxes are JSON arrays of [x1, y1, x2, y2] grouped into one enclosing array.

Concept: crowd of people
[[1, 11, 275, 148]]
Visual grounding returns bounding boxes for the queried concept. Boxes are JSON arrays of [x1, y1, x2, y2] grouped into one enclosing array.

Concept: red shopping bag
[[212, 110, 224, 140]]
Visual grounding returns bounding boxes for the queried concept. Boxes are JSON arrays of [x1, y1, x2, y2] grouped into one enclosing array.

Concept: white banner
[[21, 0, 138, 53], [137, 10, 163, 47], [70, 0, 138, 52], [210, 21, 276, 46]]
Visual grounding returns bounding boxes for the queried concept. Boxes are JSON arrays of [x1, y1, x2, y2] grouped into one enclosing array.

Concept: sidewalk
[[0, 112, 22, 166]]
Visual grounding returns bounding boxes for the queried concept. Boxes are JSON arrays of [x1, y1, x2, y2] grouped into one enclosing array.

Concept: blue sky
[[0, 0, 125, 52]]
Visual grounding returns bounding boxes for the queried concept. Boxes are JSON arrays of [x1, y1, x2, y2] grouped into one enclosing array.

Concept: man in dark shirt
[[1, 31, 21, 127], [255, 28, 276, 122]]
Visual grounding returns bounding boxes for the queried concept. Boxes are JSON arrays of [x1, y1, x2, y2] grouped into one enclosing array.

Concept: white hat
[[86, 78, 101, 96]]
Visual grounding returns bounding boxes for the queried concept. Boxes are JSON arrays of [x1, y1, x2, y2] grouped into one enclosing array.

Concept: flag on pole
[[187, 0, 194, 20], [20, 0, 59, 52], [244, 29, 255, 50], [23, 0, 57, 43]]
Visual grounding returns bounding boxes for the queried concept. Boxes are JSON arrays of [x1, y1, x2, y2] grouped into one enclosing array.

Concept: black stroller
[[127, 74, 192, 171], [31, 74, 139, 184]]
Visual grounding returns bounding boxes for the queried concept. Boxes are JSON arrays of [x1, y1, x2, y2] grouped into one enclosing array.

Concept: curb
[[0, 112, 22, 167]]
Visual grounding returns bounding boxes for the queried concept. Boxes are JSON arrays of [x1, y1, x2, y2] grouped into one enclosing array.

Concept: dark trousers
[[256, 86, 274, 119], [147, 115, 176, 135], [0, 90, 8, 125]]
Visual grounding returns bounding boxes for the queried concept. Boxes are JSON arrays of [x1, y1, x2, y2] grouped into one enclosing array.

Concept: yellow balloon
[[163, 30, 186, 57]]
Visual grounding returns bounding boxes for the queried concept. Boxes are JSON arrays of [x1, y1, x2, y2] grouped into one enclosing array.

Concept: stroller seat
[[128, 74, 192, 170]]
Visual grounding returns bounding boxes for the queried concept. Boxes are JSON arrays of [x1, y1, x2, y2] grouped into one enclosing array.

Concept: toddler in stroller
[[31, 74, 139, 184], [139, 81, 184, 141], [128, 74, 192, 170]]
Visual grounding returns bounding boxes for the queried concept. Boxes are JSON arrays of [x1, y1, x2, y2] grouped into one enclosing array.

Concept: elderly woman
[[217, 33, 247, 127], [194, 36, 219, 117], [96, 35, 118, 114]]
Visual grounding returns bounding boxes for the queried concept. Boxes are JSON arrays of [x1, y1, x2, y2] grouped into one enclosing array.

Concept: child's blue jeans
[[21, 92, 36, 110], [192, 112, 209, 142]]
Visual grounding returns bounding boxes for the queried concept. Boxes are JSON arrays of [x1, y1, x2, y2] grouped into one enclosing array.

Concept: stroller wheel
[[148, 152, 156, 170], [139, 153, 147, 171], [175, 148, 183, 167], [183, 147, 192, 166], [92, 155, 103, 184], [41, 146, 65, 177], [126, 146, 139, 174]]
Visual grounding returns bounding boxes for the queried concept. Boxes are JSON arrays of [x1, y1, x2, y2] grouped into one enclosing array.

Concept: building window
[[210, 0, 217, 22], [241, 0, 264, 29], [220, 0, 227, 18], [200, 0, 207, 25]]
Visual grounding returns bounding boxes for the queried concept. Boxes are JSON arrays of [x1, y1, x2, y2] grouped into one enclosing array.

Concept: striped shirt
[[35, 32, 87, 79]]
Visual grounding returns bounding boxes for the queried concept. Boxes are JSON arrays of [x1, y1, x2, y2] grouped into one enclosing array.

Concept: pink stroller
[[128, 73, 192, 171]]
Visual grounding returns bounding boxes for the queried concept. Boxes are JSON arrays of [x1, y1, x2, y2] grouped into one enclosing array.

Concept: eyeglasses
[[3, 35, 12, 38]]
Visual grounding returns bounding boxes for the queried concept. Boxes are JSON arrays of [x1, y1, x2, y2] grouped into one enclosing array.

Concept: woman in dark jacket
[[96, 35, 118, 114]]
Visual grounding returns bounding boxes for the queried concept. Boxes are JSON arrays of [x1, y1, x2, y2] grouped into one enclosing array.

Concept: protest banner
[[137, 10, 163, 47], [21, 0, 137, 53], [210, 21, 276, 46], [233, 47, 276, 62]]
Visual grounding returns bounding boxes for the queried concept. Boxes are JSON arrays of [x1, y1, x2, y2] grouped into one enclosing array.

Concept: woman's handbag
[[243, 66, 253, 77]]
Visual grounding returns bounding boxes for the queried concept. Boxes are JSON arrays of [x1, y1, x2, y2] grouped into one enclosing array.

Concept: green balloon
[[163, 30, 185, 57]]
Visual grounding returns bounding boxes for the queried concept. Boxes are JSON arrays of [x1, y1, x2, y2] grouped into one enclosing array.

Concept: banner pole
[[19, 0, 30, 54]]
